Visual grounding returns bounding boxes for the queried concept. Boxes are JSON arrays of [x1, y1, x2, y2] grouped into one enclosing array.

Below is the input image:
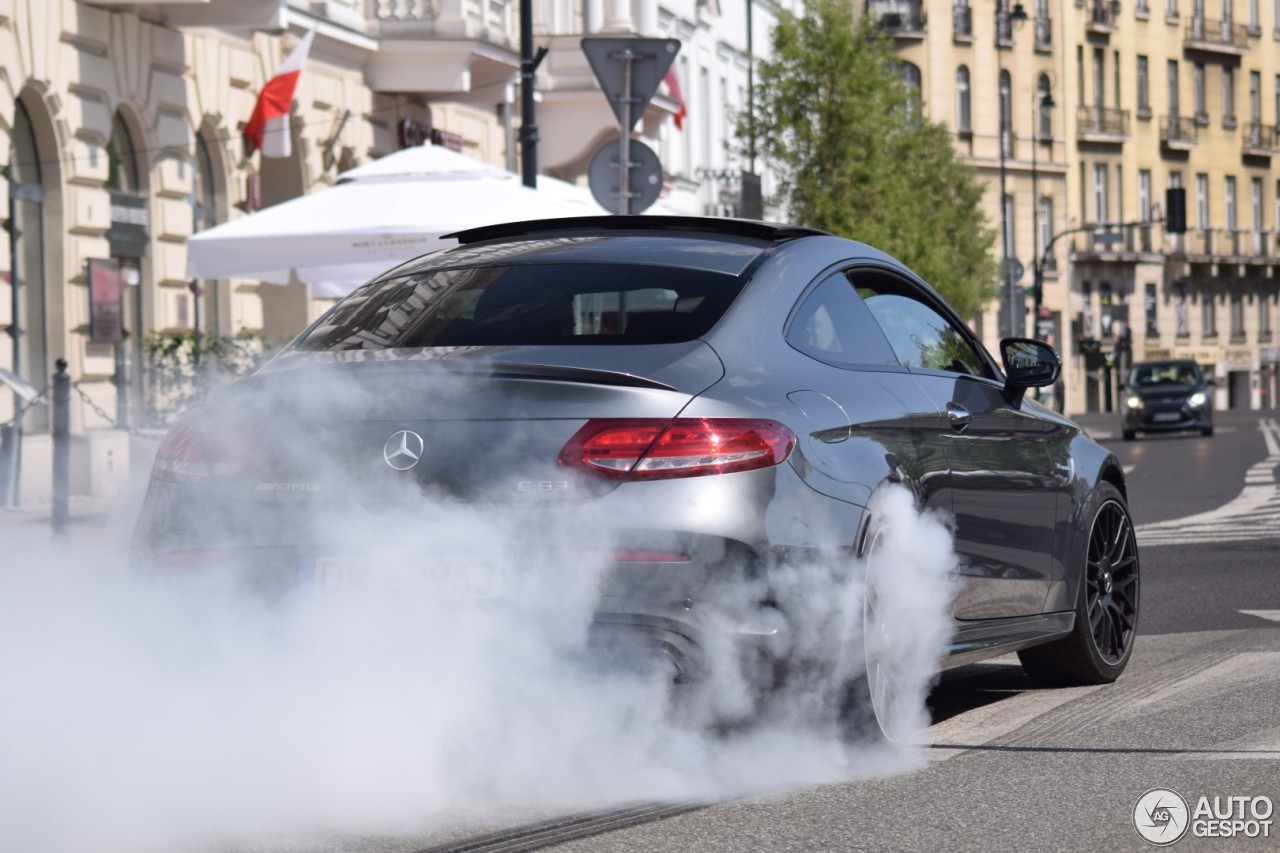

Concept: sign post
[[581, 37, 680, 215]]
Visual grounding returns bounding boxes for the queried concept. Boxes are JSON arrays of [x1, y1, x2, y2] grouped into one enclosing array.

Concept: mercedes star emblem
[[383, 429, 425, 471]]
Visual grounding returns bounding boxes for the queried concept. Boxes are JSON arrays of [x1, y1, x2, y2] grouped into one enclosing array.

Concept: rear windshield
[[1128, 361, 1202, 387], [294, 263, 746, 351]]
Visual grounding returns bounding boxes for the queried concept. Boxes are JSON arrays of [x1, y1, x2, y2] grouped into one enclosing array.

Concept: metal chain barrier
[[70, 381, 166, 441], [1, 385, 48, 430]]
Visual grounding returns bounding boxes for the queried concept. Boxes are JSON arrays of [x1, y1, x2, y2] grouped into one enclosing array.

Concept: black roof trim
[[447, 215, 831, 245]]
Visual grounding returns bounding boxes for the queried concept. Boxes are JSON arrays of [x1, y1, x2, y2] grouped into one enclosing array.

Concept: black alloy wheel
[[1085, 498, 1139, 665], [1019, 482, 1140, 684]]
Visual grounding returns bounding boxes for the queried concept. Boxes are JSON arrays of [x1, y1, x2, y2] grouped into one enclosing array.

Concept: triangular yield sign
[[581, 37, 681, 132]]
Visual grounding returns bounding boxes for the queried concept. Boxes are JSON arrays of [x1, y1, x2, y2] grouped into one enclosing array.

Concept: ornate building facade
[[1, 0, 786, 503]]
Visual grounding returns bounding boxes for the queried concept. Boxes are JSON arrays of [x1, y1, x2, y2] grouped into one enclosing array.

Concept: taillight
[[152, 424, 253, 483], [559, 418, 796, 481]]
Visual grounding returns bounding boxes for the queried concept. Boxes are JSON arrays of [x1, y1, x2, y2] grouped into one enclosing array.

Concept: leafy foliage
[[745, 0, 998, 319], [142, 329, 268, 426]]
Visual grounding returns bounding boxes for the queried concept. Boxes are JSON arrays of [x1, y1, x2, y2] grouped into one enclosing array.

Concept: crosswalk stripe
[[1136, 418, 1280, 547], [1241, 610, 1280, 622]]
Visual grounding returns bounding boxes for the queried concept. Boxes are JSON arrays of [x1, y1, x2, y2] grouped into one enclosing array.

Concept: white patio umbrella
[[186, 144, 585, 297], [336, 143, 511, 182]]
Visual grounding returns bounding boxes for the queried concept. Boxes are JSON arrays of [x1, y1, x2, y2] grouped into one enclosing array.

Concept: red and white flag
[[664, 67, 687, 131], [243, 27, 316, 158]]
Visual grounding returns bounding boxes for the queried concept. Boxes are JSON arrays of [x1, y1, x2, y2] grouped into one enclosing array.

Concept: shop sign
[[87, 259, 124, 344]]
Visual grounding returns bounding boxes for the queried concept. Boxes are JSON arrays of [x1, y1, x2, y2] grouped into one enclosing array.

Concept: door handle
[[946, 402, 971, 431]]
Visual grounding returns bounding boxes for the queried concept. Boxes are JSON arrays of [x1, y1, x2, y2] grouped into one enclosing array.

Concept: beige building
[[874, 0, 1280, 414]]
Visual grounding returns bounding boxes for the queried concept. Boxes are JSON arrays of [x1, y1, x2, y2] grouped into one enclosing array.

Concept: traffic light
[[1166, 187, 1187, 234]]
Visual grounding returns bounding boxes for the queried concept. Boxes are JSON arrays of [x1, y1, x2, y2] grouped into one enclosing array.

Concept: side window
[[853, 274, 992, 378], [785, 273, 899, 367]]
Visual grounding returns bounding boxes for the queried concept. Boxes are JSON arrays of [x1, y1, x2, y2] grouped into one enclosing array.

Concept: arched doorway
[[105, 109, 149, 429], [192, 130, 224, 338], [7, 100, 48, 433]]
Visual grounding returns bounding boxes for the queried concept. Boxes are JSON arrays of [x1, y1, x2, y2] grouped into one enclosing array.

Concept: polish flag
[[243, 27, 316, 158], [664, 67, 687, 131]]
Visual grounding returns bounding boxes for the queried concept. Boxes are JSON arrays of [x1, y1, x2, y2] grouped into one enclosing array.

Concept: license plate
[[298, 556, 505, 599], [1152, 411, 1182, 422]]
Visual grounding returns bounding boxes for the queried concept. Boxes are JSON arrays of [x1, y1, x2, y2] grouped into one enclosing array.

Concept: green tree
[[744, 0, 998, 319]]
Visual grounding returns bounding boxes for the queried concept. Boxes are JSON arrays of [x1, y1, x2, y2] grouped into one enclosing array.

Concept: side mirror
[[1000, 337, 1061, 407]]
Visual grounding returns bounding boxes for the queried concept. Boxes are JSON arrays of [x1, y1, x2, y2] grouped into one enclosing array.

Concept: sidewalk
[[0, 493, 139, 549]]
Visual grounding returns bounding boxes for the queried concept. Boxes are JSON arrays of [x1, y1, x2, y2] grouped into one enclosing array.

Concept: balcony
[[1184, 17, 1250, 53], [1088, 0, 1120, 33], [1035, 15, 1053, 48], [953, 4, 973, 39], [1161, 115, 1198, 149], [1073, 224, 1273, 258], [1243, 122, 1280, 156], [366, 0, 519, 92], [1077, 106, 1131, 142], [869, 0, 927, 38], [1184, 229, 1273, 257]]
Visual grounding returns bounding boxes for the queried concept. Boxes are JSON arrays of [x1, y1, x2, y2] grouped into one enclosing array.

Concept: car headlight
[[1126, 395, 1144, 410], [1188, 391, 1207, 408]]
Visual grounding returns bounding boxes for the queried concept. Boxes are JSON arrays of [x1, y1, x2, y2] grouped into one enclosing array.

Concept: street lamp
[[997, 0, 1027, 339], [1031, 88, 1056, 341]]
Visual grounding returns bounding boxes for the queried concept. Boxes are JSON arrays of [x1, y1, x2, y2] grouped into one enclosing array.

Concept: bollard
[[0, 422, 17, 508], [51, 359, 70, 539]]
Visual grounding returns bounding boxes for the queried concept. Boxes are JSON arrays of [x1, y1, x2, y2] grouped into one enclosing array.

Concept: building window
[[1168, 0, 1179, 17], [1231, 292, 1245, 339], [1275, 179, 1280, 235], [1139, 170, 1153, 220], [1099, 282, 1116, 337], [1175, 283, 1190, 337], [1250, 0, 1260, 27], [1223, 67, 1236, 126], [1250, 70, 1262, 125], [1261, 291, 1272, 338], [1037, 74, 1053, 138], [1113, 50, 1122, 109], [1077, 47, 1086, 107], [1193, 63, 1207, 122], [1203, 286, 1217, 337], [1253, 177, 1265, 251], [1094, 163, 1109, 225], [1196, 172, 1210, 230], [1146, 283, 1159, 336], [956, 66, 972, 132], [1137, 56, 1151, 116], [1168, 60, 1181, 116], [1225, 175, 1238, 232], [1082, 281, 1095, 337], [192, 134, 220, 335], [106, 112, 141, 193]]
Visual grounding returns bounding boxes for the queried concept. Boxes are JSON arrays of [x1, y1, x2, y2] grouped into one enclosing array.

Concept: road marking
[[1241, 610, 1280, 622], [1123, 464, 1136, 475], [1136, 418, 1280, 546]]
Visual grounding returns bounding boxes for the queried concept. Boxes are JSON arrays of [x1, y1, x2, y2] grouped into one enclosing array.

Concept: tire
[[1201, 426, 1214, 437], [1019, 482, 1139, 685], [1122, 429, 1136, 441], [836, 521, 917, 745]]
